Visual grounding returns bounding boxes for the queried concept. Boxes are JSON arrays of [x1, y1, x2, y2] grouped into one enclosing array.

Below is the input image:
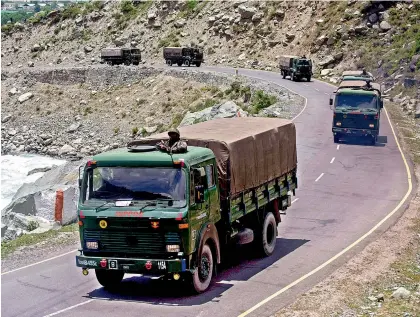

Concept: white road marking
[[337, 145, 340, 150], [291, 198, 299, 204], [324, 92, 329, 95], [330, 157, 335, 164], [1, 249, 78, 275], [315, 173, 324, 182], [42, 299, 94, 317], [303, 84, 308, 86], [315, 88, 319, 91]]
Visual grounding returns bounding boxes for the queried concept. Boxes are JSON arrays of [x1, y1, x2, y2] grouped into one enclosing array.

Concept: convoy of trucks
[[330, 77, 383, 145], [163, 46, 204, 67], [100, 48, 141, 66], [279, 55, 313, 82], [75, 117, 298, 293]]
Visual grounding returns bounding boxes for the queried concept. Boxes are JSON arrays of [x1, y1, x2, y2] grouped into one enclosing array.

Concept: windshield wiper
[[95, 201, 115, 212]]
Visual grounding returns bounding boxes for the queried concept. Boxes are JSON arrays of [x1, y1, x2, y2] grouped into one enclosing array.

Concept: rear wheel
[[95, 270, 124, 289], [255, 212, 277, 257], [185, 60, 191, 67], [370, 135, 377, 146], [191, 243, 214, 293], [168, 60, 173, 66], [196, 62, 201, 67]]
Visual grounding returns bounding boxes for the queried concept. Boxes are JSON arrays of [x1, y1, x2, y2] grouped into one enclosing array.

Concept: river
[[1, 154, 66, 211]]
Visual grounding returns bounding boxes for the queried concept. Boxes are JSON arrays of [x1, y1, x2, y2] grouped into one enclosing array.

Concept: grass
[[1, 224, 79, 259], [132, 126, 139, 136], [158, 32, 180, 48], [61, 4, 82, 20], [179, 0, 208, 19], [171, 113, 184, 128]]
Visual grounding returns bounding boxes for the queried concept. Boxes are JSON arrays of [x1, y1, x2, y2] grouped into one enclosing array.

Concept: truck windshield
[[297, 60, 310, 66], [84, 167, 187, 207], [335, 94, 378, 109]]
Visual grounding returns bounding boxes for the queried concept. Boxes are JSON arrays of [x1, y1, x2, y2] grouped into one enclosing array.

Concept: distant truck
[[100, 48, 141, 66], [279, 55, 312, 82], [163, 47, 203, 67], [330, 79, 383, 145], [75, 117, 298, 293]]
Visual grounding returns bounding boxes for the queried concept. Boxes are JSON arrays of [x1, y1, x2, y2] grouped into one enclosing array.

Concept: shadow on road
[[85, 237, 309, 307], [338, 135, 387, 147]]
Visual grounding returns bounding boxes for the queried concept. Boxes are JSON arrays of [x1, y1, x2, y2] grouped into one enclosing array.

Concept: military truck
[[279, 55, 312, 82], [163, 47, 203, 67], [100, 48, 141, 66], [330, 79, 383, 145], [75, 117, 298, 293]]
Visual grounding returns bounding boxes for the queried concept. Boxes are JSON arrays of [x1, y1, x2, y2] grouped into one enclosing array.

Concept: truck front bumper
[[76, 253, 188, 274], [332, 128, 378, 137]]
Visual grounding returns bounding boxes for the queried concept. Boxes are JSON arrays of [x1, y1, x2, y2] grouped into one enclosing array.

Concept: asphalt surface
[[1, 66, 412, 317]]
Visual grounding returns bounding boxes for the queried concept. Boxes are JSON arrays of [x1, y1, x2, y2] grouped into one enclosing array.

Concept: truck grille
[[84, 229, 180, 257]]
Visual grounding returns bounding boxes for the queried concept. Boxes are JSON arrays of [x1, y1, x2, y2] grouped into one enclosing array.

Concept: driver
[[156, 128, 187, 154]]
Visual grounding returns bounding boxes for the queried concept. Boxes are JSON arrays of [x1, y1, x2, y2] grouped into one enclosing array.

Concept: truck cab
[[279, 55, 313, 82], [330, 80, 383, 145]]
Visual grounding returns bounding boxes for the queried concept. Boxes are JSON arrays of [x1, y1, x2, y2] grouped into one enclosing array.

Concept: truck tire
[[370, 135, 377, 146], [168, 60, 173, 66], [282, 71, 286, 79], [291, 73, 295, 81], [196, 62, 201, 67], [307, 75, 311, 82], [191, 243, 214, 293], [255, 212, 277, 257], [124, 60, 131, 66], [95, 269, 124, 289], [185, 60, 191, 67]]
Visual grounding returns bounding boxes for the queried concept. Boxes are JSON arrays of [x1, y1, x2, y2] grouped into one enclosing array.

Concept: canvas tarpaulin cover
[[128, 117, 297, 199]]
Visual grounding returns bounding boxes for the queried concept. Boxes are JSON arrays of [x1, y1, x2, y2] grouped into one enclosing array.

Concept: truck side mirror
[[195, 185, 205, 204], [78, 166, 84, 188], [329, 98, 333, 106]]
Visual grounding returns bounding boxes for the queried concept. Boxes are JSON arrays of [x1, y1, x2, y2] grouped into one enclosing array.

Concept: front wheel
[[282, 71, 286, 79], [196, 62, 201, 67], [191, 243, 214, 293], [95, 270, 124, 289], [255, 212, 277, 257], [307, 75, 311, 82]]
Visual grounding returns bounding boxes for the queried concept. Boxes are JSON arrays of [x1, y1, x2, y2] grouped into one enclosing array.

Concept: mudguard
[[193, 222, 221, 266]]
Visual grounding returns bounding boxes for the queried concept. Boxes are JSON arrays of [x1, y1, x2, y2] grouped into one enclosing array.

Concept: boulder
[[368, 13, 379, 24], [84, 46, 93, 53], [318, 55, 335, 68], [114, 36, 128, 46], [58, 144, 75, 155], [2, 114, 12, 123], [252, 12, 264, 22], [8, 87, 18, 96], [321, 69, 333, 76], [316, 35, 328, 46], [238, 5, 257, 19], [275, 9, 285, 19], [28, 61, 34, 67], [31, 44, 41, 52], [285, 33, 295, 42], [379, 21, 392, 31], [174, 18, 186, 28], [392, 287, 411, 299], [66, 122, 81, 133], [147, 11, 157, 20], [18, 92, 34, 103]]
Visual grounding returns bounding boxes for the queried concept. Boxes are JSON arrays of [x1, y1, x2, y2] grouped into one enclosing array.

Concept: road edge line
[[236, 98, 413, 317], [42, 299, 94, 317], [1, 249, 78, 276]]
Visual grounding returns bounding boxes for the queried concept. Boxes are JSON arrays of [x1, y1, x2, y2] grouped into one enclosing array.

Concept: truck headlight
[[369, 124, 374, 128], [86, 241, 99, 250], [166, 245, 180, 253], [336, 122, 342, 126]]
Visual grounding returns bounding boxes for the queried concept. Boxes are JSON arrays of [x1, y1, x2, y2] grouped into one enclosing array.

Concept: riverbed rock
[[238, 5, 257, 19]]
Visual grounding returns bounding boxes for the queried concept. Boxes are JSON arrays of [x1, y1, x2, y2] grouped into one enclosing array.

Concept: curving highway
[[1, 66, 413, 317]]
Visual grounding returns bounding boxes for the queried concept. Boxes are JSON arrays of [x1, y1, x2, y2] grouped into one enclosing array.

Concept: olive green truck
[[75, 117, 298, 293]]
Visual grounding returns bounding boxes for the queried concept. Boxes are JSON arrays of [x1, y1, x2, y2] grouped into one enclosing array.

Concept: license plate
[[109, 260, 118, 270], [157, 261, 167, 270]]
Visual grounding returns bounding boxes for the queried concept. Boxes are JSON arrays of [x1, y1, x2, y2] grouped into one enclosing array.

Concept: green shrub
[[62, 4, 82, 19], [132, 127, 139, 135], [158, 32, 180, 48], [251, 90, 277, 113]]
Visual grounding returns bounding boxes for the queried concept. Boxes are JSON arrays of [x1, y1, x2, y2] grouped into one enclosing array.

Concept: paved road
[[1, 66, 412, 317]]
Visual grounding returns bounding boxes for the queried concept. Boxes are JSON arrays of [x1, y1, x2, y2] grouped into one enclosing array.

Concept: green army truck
[[100, 48, 141, 66], [163, 47, 204, 67], [75, 117, 298, 293], [330, 79, 383, 145], [279, 55, 313, 82]]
